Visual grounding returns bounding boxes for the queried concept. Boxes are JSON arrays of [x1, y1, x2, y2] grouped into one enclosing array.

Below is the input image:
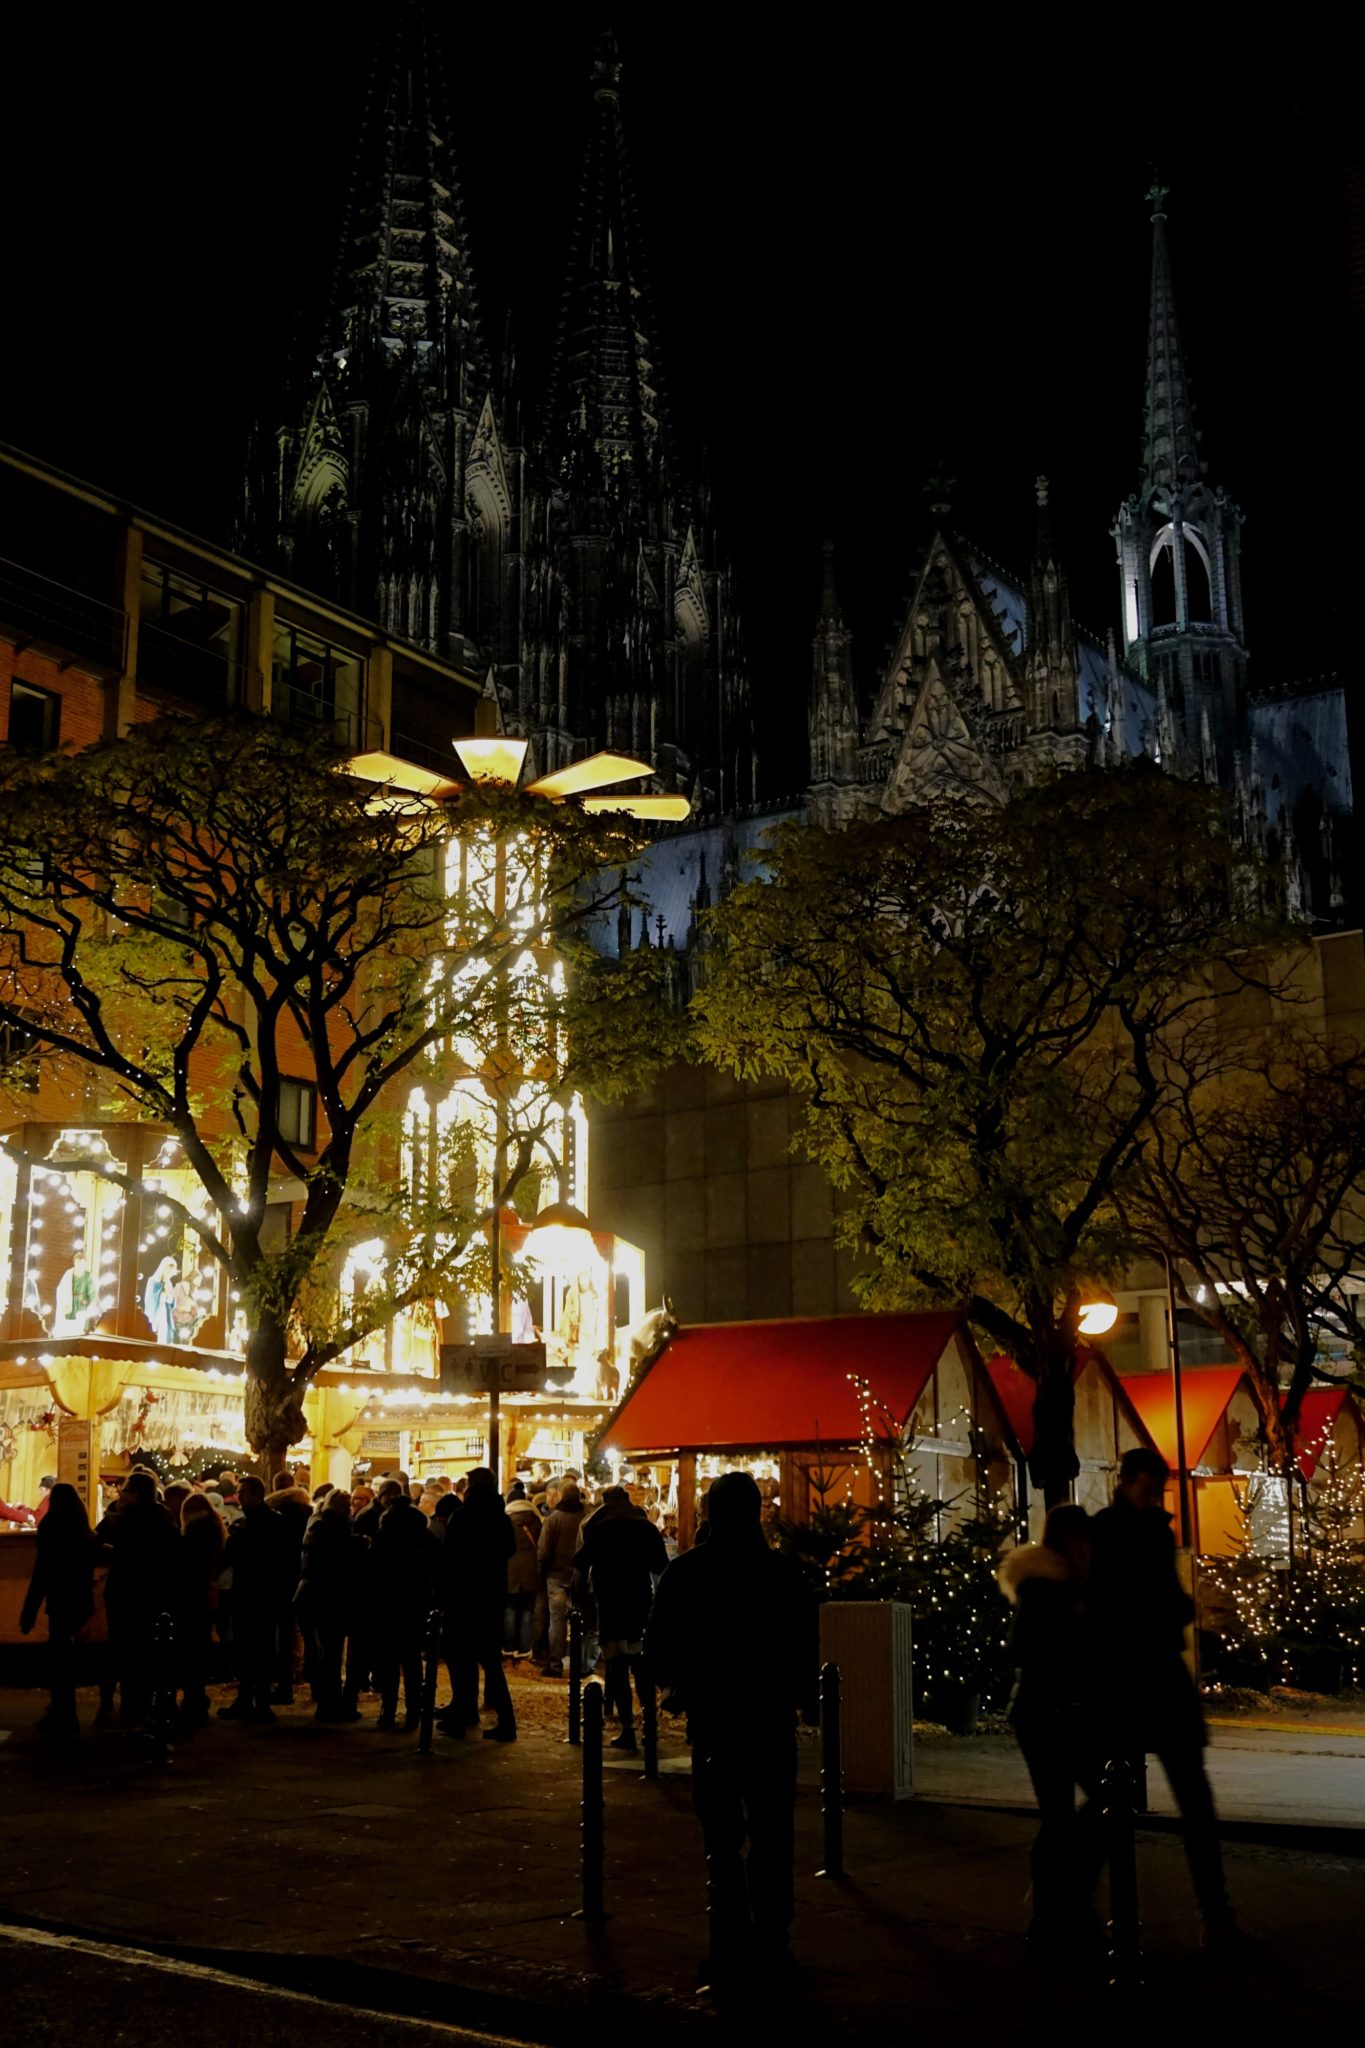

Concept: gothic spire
[[324, 4, 489, 406], [547, 31, 670, 477], [1140, 184, 1202, 496], [820, 539, 842, 626]]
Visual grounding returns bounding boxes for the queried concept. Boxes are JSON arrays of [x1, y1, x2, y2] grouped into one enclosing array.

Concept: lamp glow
[[581, 792, 692, 821], [525, 752, 653, 799], [452, 735, 530, 787], [521, 1200, 596, 1272], [1078, 1287, 1118, 1337]]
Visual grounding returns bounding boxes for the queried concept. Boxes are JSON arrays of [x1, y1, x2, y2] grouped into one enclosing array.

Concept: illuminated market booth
[[1116, 1363, 1269, 1555], [598, 1309, 1019, 1549]]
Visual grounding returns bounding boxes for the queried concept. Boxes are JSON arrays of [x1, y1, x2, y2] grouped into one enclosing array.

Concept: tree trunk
[[1026, 1339, 1081, 1510], [244, 1316, 309, 1472]]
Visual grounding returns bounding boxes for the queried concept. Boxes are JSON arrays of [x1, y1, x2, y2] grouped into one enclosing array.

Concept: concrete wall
[[589, 1064, 863, 1324]]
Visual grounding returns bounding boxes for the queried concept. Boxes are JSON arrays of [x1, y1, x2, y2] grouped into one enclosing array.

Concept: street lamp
[[521, 1200, 596, 1272], [1077, 1286, 1119, 1337]]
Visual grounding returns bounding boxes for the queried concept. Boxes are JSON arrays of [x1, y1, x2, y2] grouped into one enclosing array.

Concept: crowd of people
[[18, 1461, 678, 1750], [999, 1445, 1254, 1962]]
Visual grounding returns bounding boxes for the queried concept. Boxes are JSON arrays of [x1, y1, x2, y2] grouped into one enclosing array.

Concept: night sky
[[4, 10, 1361, 796]]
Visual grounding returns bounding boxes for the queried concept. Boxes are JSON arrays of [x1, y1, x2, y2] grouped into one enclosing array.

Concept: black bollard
[[1102, 1756, 1144, 1992], [639, 1659, 659, 1781], [418, 1606, 443, 1755], [574, 1679, 606, 1921], [150, 1610, 176, 1769], [815, 1660, 846, 1879], [566, 1607, 583, 1745]]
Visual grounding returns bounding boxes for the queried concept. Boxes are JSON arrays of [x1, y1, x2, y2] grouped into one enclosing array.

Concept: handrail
[[0, 552, 127, 675]]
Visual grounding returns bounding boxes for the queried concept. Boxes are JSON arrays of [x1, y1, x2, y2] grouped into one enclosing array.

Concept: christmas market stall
[[598, 1310, 1019, 1549], [1117, 1363, 1269, 1556], [985, 1345, 1157, 1532], [1290, 1387, 1365, 1539]]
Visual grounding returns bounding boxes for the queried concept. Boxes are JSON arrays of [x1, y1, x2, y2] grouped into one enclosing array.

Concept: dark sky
[[4, 10, 1361, 796]]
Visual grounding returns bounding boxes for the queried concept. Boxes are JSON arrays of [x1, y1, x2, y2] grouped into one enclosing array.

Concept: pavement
[[2, 1668, 1365, 2045]]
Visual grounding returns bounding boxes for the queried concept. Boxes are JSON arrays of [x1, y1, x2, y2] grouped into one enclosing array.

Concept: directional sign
[[440, 1337, 550, 1395]]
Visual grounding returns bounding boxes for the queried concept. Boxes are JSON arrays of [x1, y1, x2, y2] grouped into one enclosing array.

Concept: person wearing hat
[[573, 1485, 666, 1751]]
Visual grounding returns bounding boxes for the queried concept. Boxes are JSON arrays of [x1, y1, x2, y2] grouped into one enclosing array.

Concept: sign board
[[57, 1416, 96, 1519], [440, 1337, 551, 1396]]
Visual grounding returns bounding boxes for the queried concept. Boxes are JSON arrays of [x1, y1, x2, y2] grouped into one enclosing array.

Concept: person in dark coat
[[296, 1486, 362, 1720], [536, 1480, 586, 1676], [575, 1485, 667, 1752], [175, 1492, 224, 1729], [371, 1482, 433, 1729], [95, 1470, 180, 1727], [998, 1503, 1101, 1957], [504, 1490, 541, 1657], [217, 1476, 293, 1724], [266, 1478, 312, 1704], [646, 1471, 820, 1988], [1088, 1447, 1249, 1953], [439, 1467, 516, 1741], [20, 1481, 95, 1736]]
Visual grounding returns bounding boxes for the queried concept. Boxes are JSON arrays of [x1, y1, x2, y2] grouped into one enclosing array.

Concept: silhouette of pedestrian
[[646, 1470, 819, 1990], [998, 1503, 1103, 1961], [371, 1478, 432, 1730], [20, 1481, 95, 1737], [575, 1484, 667, 1752], [218, 1475, 293, 1724], [176, 1491, 224, 1730], [1089, 1446, 1254, 1955], [296, 1485, 361, 1720], [95, 1469, 179, 1727], [503, 1483, 541, 1658], [439, 1466, 517, 1741], [536, 1478, 586, 1676], [266, 1476, 311, 1704]]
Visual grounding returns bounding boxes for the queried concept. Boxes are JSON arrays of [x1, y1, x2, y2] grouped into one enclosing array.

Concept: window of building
[[272, 622, 365, 744], [5, 679, 61, 753], [139, 563, 243, 706], [278, 1078, 317, 1149]]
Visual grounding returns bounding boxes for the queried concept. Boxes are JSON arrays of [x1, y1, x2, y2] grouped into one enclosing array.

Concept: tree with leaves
[[0, 718, 670, 1466], [694, 767, 1269, 1504], [1119, 1019, 1365, 1471]]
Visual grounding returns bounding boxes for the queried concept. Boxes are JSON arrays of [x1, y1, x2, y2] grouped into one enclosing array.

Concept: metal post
[[1102, 1756, 1144, 1992], [639, 1659, 659, 1781], [566, 1607, 583, 1744], [574, 1679, 606, 1922], [150, 1610, 175, 1769], [815, 1660, 846, 1880], [1164, 1250, 1194, 1551], [418, 1606, 442, 1754]]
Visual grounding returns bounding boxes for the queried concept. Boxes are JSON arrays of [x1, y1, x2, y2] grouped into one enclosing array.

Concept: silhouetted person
[[20, 1481, 95, 1736], [537, 1479, 585, 1676], [266, 1477, 311, 1704], [218, 1475, 292, 1724], [998, 1503, 1102, 1959], [296, 1485, 361, 1720], [1089, 1447, 1250, 1953], [440, 1466, 517, 1742], [176, 1491, 224, 1730], [503, 1486, 541, 1657], [95, 1470, 179, 1727], [647, 1470, 819, 1989], [371, 1479, 432, 1729], [575, 1484, 667, 1752]]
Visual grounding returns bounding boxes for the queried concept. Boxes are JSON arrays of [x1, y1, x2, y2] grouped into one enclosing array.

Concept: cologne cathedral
[[241, 10, 756, 817]]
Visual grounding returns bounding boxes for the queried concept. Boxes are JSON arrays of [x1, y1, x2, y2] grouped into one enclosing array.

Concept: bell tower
[[1112, 187, 1247, 780]]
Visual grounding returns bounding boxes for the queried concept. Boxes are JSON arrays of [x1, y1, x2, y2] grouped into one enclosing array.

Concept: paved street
[[3, 1670, 1365, 2043]]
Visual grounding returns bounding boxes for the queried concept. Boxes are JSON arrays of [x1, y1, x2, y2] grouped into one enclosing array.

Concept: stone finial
[[1035, 475, 1049, 509]]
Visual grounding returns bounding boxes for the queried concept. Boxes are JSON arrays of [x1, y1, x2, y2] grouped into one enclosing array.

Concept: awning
[[1118, 1365, 1252, 1471], [599, 1310, 969, 1456]]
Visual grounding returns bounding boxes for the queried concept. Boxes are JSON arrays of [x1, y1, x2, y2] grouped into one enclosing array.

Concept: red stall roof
[[599, 1310, 970, 1456], [1291, 1389, 1350, 1481], [1118, 1365, 1252, 1470], [984, 1346, 1150, 1458]]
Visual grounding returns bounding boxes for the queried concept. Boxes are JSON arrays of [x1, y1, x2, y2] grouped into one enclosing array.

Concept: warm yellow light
[[452, 735, 530, 787], [581, 793, 692, 821], [521, 1200, 596, 1273], [524, 752, 654, 799], [1078, 1288, 1118, 1337], [347, 751, 457, 799]]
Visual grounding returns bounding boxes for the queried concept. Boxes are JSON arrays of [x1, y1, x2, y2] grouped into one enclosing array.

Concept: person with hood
[[95, 1470, 180, 1727], [20, 1481, 96, 1736], [175, 1490, 224, 1729], [536, 1478, 586, 1677], [265, 1478, 312, 1704], [217, 1476, 293, 1724], [646, 1471, 819, 1989], [370, 1478, 433, 1729], [574, 1484, 667, 1751], [997, 1503, 1101, 1959], [503, 1484, 541, 1658], [1088, 1447, 1252, 1955], [296, 1485, 362, 1720], [439, 1466, 517, 1741]]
